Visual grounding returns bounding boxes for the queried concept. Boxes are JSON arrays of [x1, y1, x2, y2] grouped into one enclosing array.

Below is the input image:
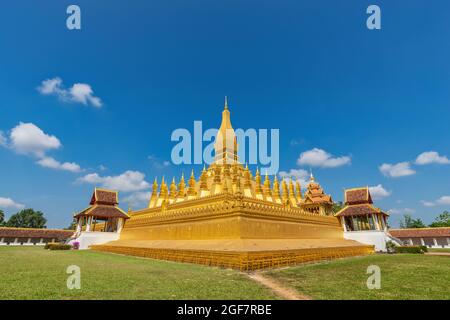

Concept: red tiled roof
[[90, 188, 118, 205], [0, 227, 74, 239], [345, 187, 373, 205], [74, 205, 129, 219], [389, 228, 450, 238], [335, 204, 385, 217]]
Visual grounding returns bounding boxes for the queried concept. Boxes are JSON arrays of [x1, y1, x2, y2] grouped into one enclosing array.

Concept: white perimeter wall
[[344, 231, 392, 252], [69, 232, 120, 250]]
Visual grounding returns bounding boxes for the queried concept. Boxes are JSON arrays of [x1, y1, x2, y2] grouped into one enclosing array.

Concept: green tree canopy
[[6, 209, 47, 229], [0, 209, 5, 226], [399, 214, 426, 229], [429, 211, 450, 228], [332, 201, 344, 214]]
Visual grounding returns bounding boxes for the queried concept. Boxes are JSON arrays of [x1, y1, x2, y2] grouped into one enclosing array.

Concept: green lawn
[[428, 248, 450, 253], [267, 254, 450, 300], [0, 246, 275, 300]]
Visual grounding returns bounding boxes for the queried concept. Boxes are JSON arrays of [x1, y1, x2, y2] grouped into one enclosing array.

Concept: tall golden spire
[[214, 98, 238, 165], [148, 177, 159, 208]]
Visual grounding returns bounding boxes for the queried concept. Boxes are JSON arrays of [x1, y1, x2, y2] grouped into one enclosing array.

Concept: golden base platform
[[91, 239, 374, 271]]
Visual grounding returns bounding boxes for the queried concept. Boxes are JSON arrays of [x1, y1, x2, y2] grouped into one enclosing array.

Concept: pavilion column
[[340, 217, 347, 232], [374, 214, 381, 231], [0, 237, 4, 245], [76, 218, 82, 234], [420, 238, 425, 246], [409, 238, 413, 245], [433, 238, 438, 247], [447, 238, 450, 247], [85, 217, 92, 232], [117, 218, 124, 233]]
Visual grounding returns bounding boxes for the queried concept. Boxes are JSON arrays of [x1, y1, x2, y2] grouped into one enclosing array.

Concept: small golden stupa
[[92, 99, 373, 270]]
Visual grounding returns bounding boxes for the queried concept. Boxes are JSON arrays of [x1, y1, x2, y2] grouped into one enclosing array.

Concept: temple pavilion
[[70, 188, 129, 249], [335, 187, 392, 251], [91, 99, 373, 270]]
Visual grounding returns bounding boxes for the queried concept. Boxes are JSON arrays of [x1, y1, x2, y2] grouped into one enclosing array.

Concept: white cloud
[[148, 155, 171, 169], [2, 122, 83, 173], [420, 200, 436, 207], [437, 196, 450, 205], [278, 168, 309, 186], [37, 77, 102, 108], [37, 156, 81, 173], [415, 151, 450, 165], [368, 184, 392, 200], [389, 208, 415, 215], [0, 197, 25, 210], [70, 83, 102, 107], [77, 170, 150, 192], [123, 191, 151, 207], [0, 131, 6, 147], [9, 122, 61, 157], [420, 196, 450, 207], [379, 162, 416, 178], [297, 148, 351, 168]]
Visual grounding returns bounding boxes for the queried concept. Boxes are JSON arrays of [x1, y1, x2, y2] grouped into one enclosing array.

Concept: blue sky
[[1, 0, 449, 228]]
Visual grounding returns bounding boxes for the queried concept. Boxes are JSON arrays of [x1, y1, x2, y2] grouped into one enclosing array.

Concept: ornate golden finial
[[255, 167, 261, 183], [296, 180, 303, 201], [273, 176, 281, 200], [187, 169, 197, 197], [289, 178, 295, 196], [264, 172, 271, 188], [224, 96, 228, 110], [169, 177, 177, 200], [281, 177, 289, 202], [177, 173, 186, 199], [263, 173, 272, 198], [255, 167, 263, 195], [310, 169, 315, 182], [199, 167, 208, 190], [160, 176, 168, 197], [148, 177, 159, 208]]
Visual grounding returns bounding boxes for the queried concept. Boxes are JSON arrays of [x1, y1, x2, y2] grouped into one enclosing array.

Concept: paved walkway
[[246, 272, 311, 300], [425, 252, 450, 257]]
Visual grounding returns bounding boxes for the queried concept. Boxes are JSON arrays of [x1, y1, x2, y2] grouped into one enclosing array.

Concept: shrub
[[72, 241, 80, 250], [44, 242, 58, 250], [386, 240, 397, 254], [394, 246, 427, 254], [45, 242, 72, 250]]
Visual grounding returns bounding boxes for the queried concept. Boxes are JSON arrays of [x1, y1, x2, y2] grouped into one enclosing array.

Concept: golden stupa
[[92, 99, 373, 270]]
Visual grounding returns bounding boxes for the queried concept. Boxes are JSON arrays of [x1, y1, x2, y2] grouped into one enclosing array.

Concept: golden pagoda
[[92, 99, 373, 270]]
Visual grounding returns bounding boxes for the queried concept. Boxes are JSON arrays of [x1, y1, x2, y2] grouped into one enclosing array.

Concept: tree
[[6, 209, 47, 229], [332, 201, 344, 214], [399, 214, 426, 229], [429, 211, 450, 228], [65, 218, 77, 230], [0, 209, 5, 226]]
